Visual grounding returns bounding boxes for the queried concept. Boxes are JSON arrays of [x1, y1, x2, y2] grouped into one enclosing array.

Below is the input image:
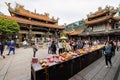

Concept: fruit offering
[[74, 50, 81, 55], [69, 51, 78, 56], [39, 59, 48, 67], [78, 49, 85, 54], [38, 44, 105, 68]]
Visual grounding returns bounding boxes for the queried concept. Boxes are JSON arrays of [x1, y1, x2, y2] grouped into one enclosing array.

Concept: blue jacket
[[104, 46, 112, 55]]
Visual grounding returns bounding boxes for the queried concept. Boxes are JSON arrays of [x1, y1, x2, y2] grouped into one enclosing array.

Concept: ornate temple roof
[[0, 15, 64, 29], [69, 29, 84, 35], [5, 2, 58, 23], [87, 7, 108, 19], [86, 6, 118, 25], [63, 29, 84, 36], [85, 16, 111, 25]]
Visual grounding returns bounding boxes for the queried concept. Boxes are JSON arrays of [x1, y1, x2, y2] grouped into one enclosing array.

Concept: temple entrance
[[35, 34, 42, 42]]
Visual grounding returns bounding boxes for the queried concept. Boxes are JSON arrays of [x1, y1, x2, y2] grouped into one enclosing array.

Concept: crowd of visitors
[[0, 38, 120, 67], [47, 39, 119, 55], [47, 39, 119, 68]]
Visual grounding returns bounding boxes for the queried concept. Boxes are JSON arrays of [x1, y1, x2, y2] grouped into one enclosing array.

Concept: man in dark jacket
[[51, 41, 57, 54], [0, 41, 5, 59]]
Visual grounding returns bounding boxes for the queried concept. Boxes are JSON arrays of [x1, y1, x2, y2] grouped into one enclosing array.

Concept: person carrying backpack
[[103, 41, 112, 68]]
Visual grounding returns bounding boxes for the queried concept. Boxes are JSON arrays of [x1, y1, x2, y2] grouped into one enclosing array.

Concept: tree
[[0, 17, 20, 41]]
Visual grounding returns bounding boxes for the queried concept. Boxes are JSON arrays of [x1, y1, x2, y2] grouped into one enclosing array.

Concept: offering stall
[[31, 45, 104, 80]]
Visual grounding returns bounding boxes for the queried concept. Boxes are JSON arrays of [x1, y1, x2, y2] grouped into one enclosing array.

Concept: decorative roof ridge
[[85, 16, 111, 25], [5, 2, 58, 22], [87, 10, 107, 18], [87, 7, 104, 17], [69, 29, 84, 35], [88, 15, 111, 21], [64, 28, 83, 33], [20, 8, 58, 22], [87, 6, 118, 19], [86, 15, 111, 21]]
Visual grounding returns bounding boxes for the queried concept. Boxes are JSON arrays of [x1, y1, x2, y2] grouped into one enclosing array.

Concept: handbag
[[35, 48, 38, 51]]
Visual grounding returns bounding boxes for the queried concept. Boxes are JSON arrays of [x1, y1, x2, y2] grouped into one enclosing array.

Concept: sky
[[0, 0, 120, 25]]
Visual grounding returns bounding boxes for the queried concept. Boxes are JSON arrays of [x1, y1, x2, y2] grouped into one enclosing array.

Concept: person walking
[[58, 41, 63, 54], [7, 40, 15, 55], [51, 41, 57, 54], [48, 40, 52, 54], [117, 40, 120, 51], [0, 41, 5, 58], [103, 41, 112, 68], [66, 42, 71, 52], [32, 42, 38, 57]]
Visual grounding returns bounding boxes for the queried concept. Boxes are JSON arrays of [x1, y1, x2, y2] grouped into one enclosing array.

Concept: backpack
[[104, 46, 112, 55]]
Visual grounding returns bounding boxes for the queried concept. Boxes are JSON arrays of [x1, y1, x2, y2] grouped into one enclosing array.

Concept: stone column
[[28, 25, 32, 45]]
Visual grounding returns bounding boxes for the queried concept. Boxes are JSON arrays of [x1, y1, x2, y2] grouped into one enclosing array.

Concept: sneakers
[[105, 65, 108, 68], [105, 65, 112, 68]]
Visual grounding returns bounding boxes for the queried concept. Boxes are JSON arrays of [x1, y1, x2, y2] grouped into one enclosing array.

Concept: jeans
[[105, 54, 112, 66]]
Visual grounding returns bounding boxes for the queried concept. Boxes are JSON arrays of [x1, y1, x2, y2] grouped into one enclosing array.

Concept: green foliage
[[0, 17, 20, 41], [0, 17, 20, 34]]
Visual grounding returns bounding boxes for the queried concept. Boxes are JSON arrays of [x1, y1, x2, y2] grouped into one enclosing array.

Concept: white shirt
[[58, 42, 63, 49]]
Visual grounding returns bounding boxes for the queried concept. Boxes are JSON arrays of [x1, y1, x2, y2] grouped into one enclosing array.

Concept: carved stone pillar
[[28, 25, 32, 40], [28, 25, 32, 45]]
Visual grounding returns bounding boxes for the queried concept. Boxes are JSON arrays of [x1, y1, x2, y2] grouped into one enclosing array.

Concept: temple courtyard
[[0, 46, 120, 80]]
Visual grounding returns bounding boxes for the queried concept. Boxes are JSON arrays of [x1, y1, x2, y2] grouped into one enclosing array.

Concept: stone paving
[[0, 47, 49, 80], [0, 47, 120, 80]]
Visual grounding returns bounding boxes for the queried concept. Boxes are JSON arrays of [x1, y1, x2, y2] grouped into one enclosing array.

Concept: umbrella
[[60, 36, 68, 40]]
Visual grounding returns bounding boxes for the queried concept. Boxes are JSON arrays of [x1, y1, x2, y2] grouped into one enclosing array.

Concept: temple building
[[64, 5, 120, 41], [83, 6, 120, 41], [0, 2, 64, 42]]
